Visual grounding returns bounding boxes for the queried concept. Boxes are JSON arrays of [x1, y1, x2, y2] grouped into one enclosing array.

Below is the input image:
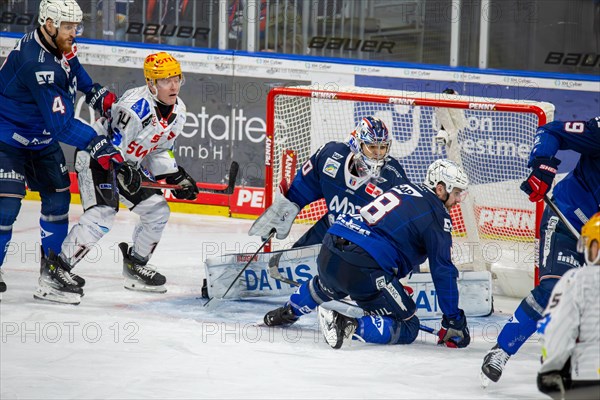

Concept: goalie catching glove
[[437, 309, 471, 348], [163, 166, 199, 200], [117, 164, 143, 195], [249, 191, 300, 240]]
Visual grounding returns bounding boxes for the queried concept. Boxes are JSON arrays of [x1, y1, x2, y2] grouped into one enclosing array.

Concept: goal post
[[265, 85, 554, 285]]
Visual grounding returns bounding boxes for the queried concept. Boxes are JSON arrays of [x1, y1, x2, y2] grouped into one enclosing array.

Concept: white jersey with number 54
[[100, 85, 187, 178]]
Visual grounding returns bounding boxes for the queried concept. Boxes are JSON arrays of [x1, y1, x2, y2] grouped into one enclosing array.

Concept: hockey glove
[[117, 164, 143, 195], [87, 135, 124, 170], [437, 309, 471, 348], [85, 83, 117, 119], [164, 167, 199, 200], [249, 191, 300, 240], [520, 157, 560, 202]]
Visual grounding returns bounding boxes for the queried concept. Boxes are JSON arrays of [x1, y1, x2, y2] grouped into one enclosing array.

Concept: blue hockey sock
[[497, 305, 538, 356], [40, 217, 68, 257], [0, 229, 11, 266], [355, 315, 393, 344], [0, 197, 20, 267], [289, 281, 319, 316]]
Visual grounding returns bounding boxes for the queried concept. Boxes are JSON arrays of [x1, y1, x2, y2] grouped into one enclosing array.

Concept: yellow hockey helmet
[[143, 52, 182, 82], [578, 212, 600, 265]]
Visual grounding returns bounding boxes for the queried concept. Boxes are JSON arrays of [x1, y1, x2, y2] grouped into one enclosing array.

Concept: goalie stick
[[543, 194, 580, 239], [267, 252, 439, 336], [203, 229, 276, 307], [140, 161, 239, 194]]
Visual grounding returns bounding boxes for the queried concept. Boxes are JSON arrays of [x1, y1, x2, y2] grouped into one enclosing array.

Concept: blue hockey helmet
[[347, 116, 392, 177]]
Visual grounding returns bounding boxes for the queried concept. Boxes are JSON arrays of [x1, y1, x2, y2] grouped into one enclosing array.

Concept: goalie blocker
[[202, 245, 493, 319]]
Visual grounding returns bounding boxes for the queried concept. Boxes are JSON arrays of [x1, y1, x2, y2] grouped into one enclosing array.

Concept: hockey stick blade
[[268, 253, 301, 287], [203, 229, 276, 307], [140, 161, 240, 194]]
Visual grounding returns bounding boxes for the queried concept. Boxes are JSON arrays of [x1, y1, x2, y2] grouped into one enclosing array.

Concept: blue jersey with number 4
[[530, 117, 600, 230], [328, 182, 461, 318], [0, 29, 97, 150], [286, 141, 410, 223]]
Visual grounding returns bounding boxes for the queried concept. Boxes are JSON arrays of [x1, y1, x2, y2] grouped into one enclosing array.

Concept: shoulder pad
[[382, 162, 403, 179], [130, 97, 152, 120]]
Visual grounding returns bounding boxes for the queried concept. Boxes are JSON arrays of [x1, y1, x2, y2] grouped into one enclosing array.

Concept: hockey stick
[[543, 195, 580, 239], [141, 161, 239, 194], [203, 229, 276, 307], [267, 252, 439, 336]]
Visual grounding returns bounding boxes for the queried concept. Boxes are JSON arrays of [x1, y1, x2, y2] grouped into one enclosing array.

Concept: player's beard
[[55, 35, 74, 54]]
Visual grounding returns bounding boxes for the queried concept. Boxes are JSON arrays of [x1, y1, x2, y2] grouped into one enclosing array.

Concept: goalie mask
[[424, 159, 469, 193], [38, 0, 83, 34], [346, 116, 392, 178], [577, 212, 600, 265]]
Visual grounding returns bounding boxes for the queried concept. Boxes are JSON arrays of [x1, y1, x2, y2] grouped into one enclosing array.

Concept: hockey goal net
[[265, 85, 554, 275]]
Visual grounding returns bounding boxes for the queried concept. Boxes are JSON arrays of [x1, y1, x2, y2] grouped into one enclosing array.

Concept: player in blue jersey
[[0, 0, 123, 299], [263, 159, 472, 350], [481, 116, 600, 384], [249, 116, 409, 247]]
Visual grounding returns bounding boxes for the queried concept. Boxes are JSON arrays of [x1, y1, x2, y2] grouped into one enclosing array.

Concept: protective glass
[[60, 22, 83, 36], [452, 189, 469, 202], [155, 75, 185, 88]]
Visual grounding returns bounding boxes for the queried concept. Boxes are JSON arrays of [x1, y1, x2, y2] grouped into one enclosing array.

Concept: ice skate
[[481, 344, 511, 386], [119, 242, 166, 293], [318, 307, 358, 349], [263, 303, 299, 327], [34, 250, 82, 305]]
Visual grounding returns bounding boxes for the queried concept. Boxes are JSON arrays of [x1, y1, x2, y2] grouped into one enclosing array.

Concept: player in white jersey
[[536, 212, 600, 400], [36, 52, 199, 304]]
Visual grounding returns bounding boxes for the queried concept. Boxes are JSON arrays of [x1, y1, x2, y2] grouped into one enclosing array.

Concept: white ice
[[1, 201, 549, 399]]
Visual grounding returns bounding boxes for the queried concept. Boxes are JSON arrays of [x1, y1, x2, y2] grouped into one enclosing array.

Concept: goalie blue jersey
[[328, 182, 461, 318], [0, 29, 97, 150], [286, 141, 410, 224], [530, 116, 600, 231]]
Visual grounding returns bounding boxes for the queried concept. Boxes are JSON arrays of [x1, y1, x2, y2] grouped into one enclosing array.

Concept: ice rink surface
[[1, 201, 549, 399]]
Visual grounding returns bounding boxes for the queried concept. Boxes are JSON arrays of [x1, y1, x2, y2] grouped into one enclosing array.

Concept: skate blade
[[33, 286, 81, 305], [480, 370, 492, 388], [123, 278, 167, 293]]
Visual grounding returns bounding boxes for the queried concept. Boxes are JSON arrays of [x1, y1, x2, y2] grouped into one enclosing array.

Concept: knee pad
[[358, 279, 416, 321], [133, 195, 170, 226], [309, 275, 340, 303], [40, 189, 71, 219], [0, 197, 22, 226], [521, 278, 557, 320], [390, 315, 420, 345], [61, 206, 116, 265], [78, 205, 116, 237]]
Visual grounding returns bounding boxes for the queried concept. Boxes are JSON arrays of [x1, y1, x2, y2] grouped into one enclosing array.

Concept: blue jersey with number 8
[[328, 182, 461, 318]]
